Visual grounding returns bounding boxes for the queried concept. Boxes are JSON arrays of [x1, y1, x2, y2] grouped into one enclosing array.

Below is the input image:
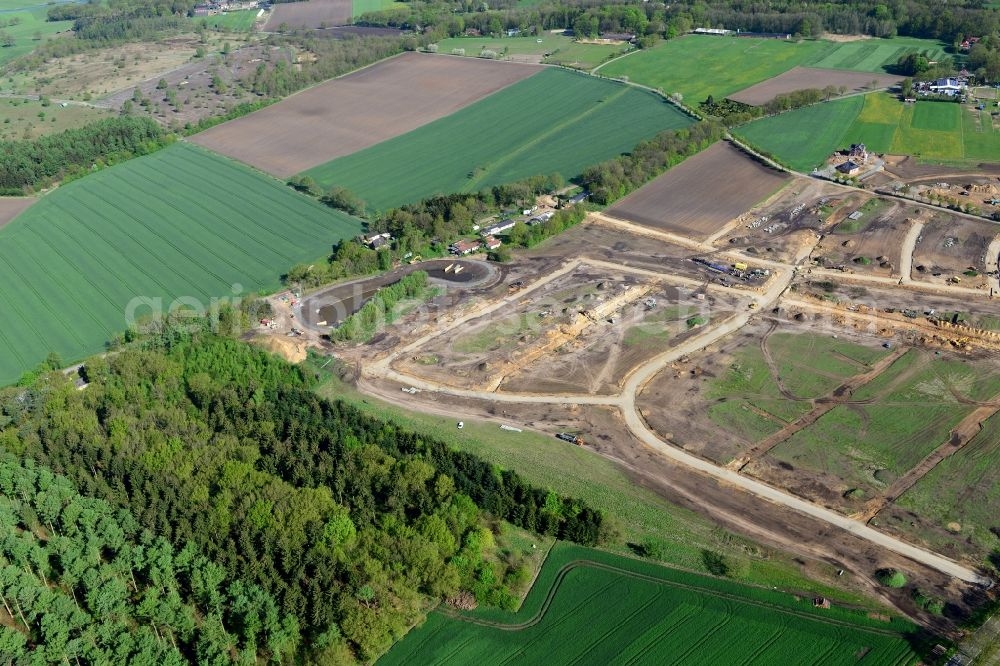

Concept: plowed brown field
[[728, 67, 901, 106], [0, 197, 36, 229], [190, 53, 542, 177], [264, 0, 351, 30], [605, 142, 790, 239]]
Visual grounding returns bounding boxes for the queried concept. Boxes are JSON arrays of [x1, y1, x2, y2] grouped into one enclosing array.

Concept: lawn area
[[433, 33, 631, 68], [0, 98, 111, 140], [893, 410, 1000, 562], [302, 68, 691, 209], [736, 93, 976, 170], [312, 361, 879, 605], [0, 6, 73, 68], [801, 36, 948, 73], [599, 35, 831, 103], [380, 543, 921, 666], [0, 143, 361, 384], [195, 9, 258, 31]]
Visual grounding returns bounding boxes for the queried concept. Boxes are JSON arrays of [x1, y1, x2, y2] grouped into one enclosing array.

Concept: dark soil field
[[911, 213, 996, 286], [728, 67, 901, 106], [264, 0, 351, 30], [190, 53, 541, 177], [606, 142, 790, 239], [0, 197, 35, 229], [812, 198, 910, 276]]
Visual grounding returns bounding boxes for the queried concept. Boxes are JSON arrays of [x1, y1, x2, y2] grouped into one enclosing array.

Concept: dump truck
[[556, 432, 584, 446]]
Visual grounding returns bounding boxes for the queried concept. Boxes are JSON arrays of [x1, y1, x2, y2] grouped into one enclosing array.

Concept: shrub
[[877, 568, 907, 588]]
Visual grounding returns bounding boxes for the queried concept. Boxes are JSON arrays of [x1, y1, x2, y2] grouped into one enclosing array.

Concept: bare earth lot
[[191, 53, 541, 177], [0, 197, 35, 228], [911, 213, 996, 287], [606, 141, 790, 239], [264, 0, 351, 30], [728, 67, 902, 106]]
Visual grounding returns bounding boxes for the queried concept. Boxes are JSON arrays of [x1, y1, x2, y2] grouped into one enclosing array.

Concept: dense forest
[[0, 117, 166, 193], [0, 328, 603, 661], [0, 451, 292, 663]]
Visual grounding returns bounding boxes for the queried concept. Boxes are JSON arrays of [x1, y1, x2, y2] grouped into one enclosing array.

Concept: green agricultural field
[[0, 98, 111, 140], [801, 36, 948, 72], [302, 68, 691, 209], [0, 6, 73, 67], [599, 35, 830, 103], [736, 93, 983, 170], [195, 9, 258, 31], [0, 143, 361, 384], [351, 0, 403, 17], [735, 95, 864, 171], [892, 410, 1000, 561], [433, 32, 630, 67], [769, 350, 1000, 497], [381, 543, 922, 666]]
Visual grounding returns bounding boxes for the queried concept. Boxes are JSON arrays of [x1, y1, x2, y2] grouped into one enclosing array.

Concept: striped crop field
[[0, 142, 361, 385], [381, 543, 922, 665], [302, 68, 693, 210]]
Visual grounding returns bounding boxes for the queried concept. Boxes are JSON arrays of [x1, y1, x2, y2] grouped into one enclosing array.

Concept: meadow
[[380, 543, 922, 665], [769, 350, 1000, 496], [302, 68, 691, 209], [893, 410, 1000, 561], [0, 5, 72, 68], [0, 98, 110, 140], [706, 331, 888, 437], [0, 143, 361, 384], [433, 33, 630, 68], [351, 0, 403, 17], [597, 34, 946, 103], [736, 93, 977, 170], [195, 9, 258, 31]]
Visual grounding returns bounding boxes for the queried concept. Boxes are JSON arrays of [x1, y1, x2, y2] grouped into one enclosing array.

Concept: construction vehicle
[[556, 432, 585, 446]]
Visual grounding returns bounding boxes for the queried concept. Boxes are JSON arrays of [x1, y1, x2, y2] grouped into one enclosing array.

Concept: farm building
[[484, 235, 502, 250], [837, 161, 862, 176], [601, 32, 636, 42], [567, 192, 589, 205], [361, 232, 392, 249], [692, 28, 732, 36], [848, 143, 868, 162], [929, 78, 965, 94], [481, 219, 516, 237], [450, 239, 482, 255], [961, 37, 981, 51]]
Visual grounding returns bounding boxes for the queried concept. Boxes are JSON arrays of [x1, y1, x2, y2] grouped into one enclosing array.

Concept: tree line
[[0, 116, 166, 193], [1, 328, 603, 661]]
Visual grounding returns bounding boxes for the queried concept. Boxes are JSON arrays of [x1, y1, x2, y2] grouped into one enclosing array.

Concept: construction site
[[252, 162, 1000, 629]]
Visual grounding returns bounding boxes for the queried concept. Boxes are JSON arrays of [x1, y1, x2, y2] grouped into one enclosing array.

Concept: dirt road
[[899, 220, 923, 285]]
